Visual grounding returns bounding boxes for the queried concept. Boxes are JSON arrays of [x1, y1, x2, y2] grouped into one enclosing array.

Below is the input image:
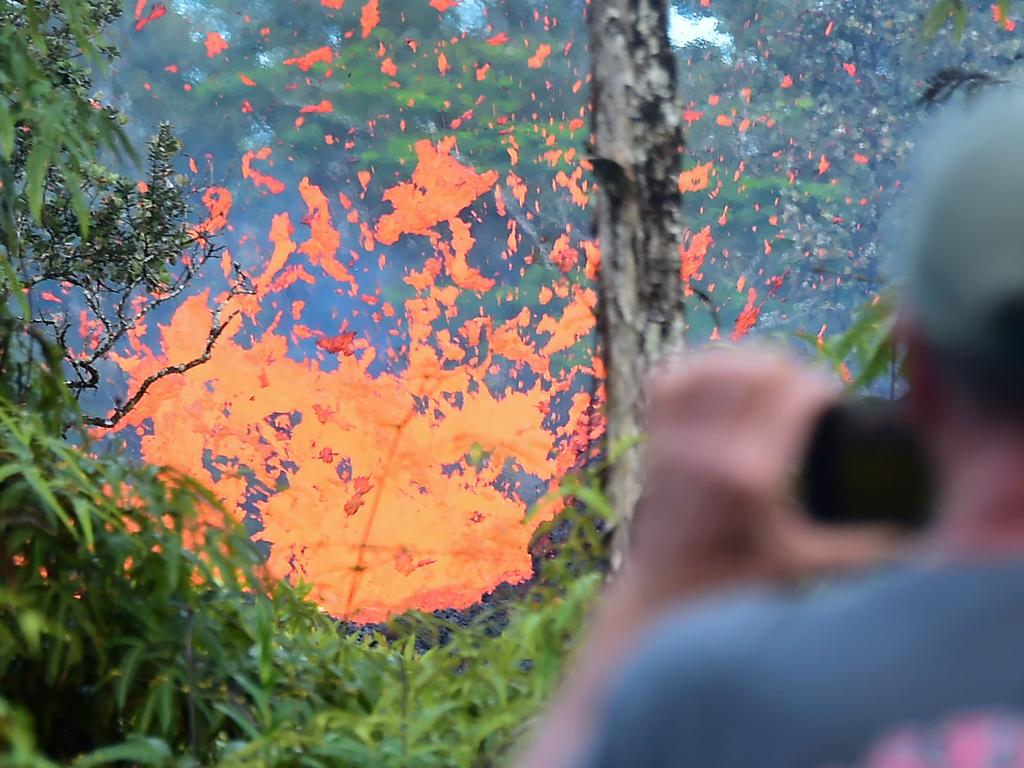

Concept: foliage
[[1, 0, 246, 424], [796, 293, 902, 396], [0, 0, 130, 241], [925, 0, 1011, 39], [1, 5, 604, 763], [0, 324, 605, 766]]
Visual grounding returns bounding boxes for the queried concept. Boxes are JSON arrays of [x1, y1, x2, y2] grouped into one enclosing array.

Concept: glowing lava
[[111, 143, 599, 623]]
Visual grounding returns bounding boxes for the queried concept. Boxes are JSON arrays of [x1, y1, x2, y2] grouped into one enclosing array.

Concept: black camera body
[[798, 399, 935, 532]]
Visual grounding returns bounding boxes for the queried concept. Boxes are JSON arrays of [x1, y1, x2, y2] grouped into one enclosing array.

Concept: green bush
[[0, 326, 603, 767], [1, 1, 605, 762]]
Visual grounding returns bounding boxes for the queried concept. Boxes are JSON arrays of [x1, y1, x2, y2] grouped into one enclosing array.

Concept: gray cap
[[904, 89, 1024, 372]]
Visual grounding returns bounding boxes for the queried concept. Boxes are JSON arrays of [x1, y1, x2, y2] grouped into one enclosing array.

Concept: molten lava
[[111, 142, 600, 623]]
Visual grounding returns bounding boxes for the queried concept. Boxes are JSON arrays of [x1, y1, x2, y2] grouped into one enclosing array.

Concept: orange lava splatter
[[993, 3, 1018, 30], [242, 148, 286, 195], [678, 162, 713, 194], [134, 0, 166, 31], [196, 187, 232, 235], [732, 288, 762, 341], [528, 44, 552, 68], [549, 233, 579, 273], [360, 0, 380, 38], [680, 226, 713, 287], [317, 331, 357, 355], [284, 46, 334, 71], [439, 218, 493, 291], [112, 285, 574, 621], [297, 178, 356, 287], [204, 31, 228, 58], [377, 138, 499, 245], [300, 100, 334, 114], [535, 287, 596, 355]]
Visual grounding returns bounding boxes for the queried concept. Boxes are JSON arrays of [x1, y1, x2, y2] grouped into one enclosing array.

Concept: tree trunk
[[589, 0, 687, 565]]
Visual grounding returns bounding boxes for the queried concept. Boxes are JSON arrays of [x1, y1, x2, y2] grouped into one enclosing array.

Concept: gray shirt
[[578, 560, 1024, 767]]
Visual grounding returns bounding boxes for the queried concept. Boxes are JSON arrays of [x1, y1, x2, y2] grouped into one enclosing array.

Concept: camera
[[798, 399, 935, 532]]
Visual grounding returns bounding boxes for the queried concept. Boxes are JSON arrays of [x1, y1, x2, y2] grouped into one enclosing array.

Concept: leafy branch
[[1, 0, 249, 431], [924, 0, 1012, 39]]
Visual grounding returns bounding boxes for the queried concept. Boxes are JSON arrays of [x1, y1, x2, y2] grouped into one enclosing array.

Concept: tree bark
[[589, 0, 687, 565]]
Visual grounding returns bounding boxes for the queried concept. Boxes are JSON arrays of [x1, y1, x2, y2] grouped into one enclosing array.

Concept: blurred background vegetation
[[1, 0, 1019, 764]]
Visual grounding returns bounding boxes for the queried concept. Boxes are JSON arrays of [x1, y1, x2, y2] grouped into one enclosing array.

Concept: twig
[[82, 301, 244, 429]]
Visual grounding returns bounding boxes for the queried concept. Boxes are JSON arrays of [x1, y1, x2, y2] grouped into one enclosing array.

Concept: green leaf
[[854, 337, 897, 392], [114, 644, 145, 710], [309, 738, 372, 763], [213, 702, 262, 740], [70, 497, 95, 550], [953, 2, 969, 39], [23, 466, 75, 536], [607, 433, 645, 464], [923, 0, 956, 39], [17, 609, 45, 655], [0, 463, 25, 487], [156, 676, 174, 734], [25, 143, 51, 222], [570, 483, 615, 522], [0, 98, 13, 160], [74, 737, 172, 768], [65, 167, 90, 237]]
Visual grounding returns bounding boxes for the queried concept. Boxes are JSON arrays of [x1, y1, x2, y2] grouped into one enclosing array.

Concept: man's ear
[[896, 317, 943, 429]]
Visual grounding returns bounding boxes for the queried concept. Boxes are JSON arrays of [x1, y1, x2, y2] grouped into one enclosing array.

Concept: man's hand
[[623, 346, 902, 607], [514, 346, 904, 768]]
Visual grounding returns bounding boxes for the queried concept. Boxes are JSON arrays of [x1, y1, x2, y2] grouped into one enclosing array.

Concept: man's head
[[901, 90, 1024, 429], [897, 90, 1024, 548]]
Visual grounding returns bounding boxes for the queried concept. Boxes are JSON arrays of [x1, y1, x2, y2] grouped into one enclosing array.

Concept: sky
[[668, 7, 733, 53]]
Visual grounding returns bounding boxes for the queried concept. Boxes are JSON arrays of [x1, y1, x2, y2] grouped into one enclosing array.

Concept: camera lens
[[799, 400, 934, 531]]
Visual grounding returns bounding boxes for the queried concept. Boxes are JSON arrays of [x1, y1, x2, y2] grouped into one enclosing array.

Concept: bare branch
[[81, 298, 246, 430], [58, 237, 232, 392]]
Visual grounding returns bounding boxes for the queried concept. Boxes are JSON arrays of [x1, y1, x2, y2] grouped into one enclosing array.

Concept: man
[[516, 90, 1024, 767]]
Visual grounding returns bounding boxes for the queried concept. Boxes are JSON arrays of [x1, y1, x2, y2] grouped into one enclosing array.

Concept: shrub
[[0, 326, 603, 766]]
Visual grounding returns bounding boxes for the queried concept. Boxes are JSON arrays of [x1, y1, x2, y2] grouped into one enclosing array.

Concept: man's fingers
[[648, 348, 838, 471], [635, 345, 862, 590], [648, 347, 836, 429]]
